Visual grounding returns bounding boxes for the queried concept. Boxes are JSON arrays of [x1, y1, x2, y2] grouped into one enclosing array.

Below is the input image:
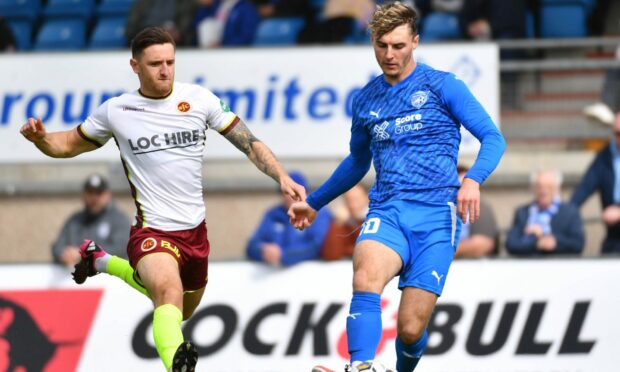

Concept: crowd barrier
[[0, 259, 617, 372]]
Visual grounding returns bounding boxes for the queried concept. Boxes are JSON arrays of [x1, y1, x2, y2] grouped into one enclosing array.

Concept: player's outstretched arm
[[20, 118, 98, 158], [224, 119, 306, 201]]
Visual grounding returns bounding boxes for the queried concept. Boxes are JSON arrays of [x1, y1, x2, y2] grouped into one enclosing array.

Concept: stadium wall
[[0, 187, 605, 263], [0, 260, 616, 372]]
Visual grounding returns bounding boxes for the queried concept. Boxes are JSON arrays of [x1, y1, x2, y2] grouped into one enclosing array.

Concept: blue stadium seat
[[0, 0, 41, 21], [526, 11, 535, 38], [420, 12, 461, 42], [34, 19, 86, 50], [97, 0, 134, 17], [44, 0, 95, 20], [7, 20, 32, 50], [89, 17, 127, 49], [540, 1, 589, 37], [253, 17, 305, 45]]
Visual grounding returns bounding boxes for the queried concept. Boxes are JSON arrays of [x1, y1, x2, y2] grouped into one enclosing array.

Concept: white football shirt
[[78, 82, 238, 230]]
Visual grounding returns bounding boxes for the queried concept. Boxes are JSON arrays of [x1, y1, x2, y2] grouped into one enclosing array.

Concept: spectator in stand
[[587, 0, 612, 37], [571, 113, 620, 253], [460, 0, 531, 42], [195, 0, 260, 47], [298, 0, 376, 44], [506, 170, 585, 256], [247, 171, 332, 266], [52, 174, 131, 267], [416, 0, 465, 20], [126, 0, 198, 46], [321, 184, 369, 261], [254, 0, 314, 21], [0, 18, 16, 52], [460, 0, 536, 108], [455, 164, 499, 257]]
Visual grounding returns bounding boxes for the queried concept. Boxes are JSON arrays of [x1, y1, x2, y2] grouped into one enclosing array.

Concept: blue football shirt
[[307, 63, 505, 210]]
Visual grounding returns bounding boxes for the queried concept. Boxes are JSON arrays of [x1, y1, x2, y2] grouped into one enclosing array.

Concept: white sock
[[94, 253, 112, 273]]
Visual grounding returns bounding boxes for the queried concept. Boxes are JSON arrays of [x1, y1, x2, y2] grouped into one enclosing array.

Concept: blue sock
[[396, 329, 428, 372], [347, 291, 382, 363]]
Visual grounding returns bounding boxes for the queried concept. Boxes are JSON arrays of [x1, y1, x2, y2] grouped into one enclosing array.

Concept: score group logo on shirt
[[0, 289, 102, 372]]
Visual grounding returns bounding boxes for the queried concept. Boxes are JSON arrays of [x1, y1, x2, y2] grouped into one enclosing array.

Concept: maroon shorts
[[127, 221, 210, 291]]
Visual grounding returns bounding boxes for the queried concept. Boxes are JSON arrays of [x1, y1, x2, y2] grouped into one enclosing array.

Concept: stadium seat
[[7, 20, 32, 50], [44, 0, 95, 20], [253, 17, 305, 46], [539, 0, 593, 38], [97, 0, 134, 17], [526, 11, 535, 38], [0, 0, 41, 21], [420, 12, 461, 42], [34, 19, 86, 50], [89, 17, 127, 49]]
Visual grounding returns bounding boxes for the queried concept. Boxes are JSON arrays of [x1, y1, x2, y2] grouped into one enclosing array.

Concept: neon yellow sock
[[105, 256, 149, 297], [153, 304, 184, 370]]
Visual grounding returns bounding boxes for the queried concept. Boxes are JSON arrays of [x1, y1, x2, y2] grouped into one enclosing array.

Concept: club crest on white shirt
[[410, 90, 429, 109]]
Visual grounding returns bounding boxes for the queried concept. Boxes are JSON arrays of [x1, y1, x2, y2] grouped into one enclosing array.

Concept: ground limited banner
[[0, 259, 617, 372], [0, 43, 498, 163]]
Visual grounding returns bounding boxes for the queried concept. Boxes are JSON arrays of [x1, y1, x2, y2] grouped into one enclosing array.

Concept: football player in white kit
[[20, 27, 306, 372]]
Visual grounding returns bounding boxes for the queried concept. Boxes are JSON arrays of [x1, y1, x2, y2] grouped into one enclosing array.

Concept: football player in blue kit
[[288, 2, 506, 372]]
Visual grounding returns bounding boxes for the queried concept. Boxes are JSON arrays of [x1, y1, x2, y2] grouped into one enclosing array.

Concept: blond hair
[[368, 1, 418, 40]]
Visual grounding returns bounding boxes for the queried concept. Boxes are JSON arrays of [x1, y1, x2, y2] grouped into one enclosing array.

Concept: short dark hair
[[369, 1, 418, 40], [130, 27, 175, 59]]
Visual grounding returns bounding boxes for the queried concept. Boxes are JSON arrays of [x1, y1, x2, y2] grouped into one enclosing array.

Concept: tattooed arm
[[224, 118, 306, 201]]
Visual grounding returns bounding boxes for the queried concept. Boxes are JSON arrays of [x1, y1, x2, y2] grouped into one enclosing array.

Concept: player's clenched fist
[[287, 201, 317, 230], [20, 118, 46, 143]]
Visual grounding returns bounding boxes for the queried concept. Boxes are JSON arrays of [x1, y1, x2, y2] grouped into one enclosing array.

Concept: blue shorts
[[356, 199, 461, 296]]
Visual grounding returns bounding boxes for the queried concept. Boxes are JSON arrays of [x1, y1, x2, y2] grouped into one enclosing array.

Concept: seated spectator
[[321, 184, 369, 261], [247, 171, 332, 266], [506, 170, 585, 256], [126, 0, 198, 46], [416, 0, 465, 22], [254, 0, 314, 20], [455, 164, 499, 257], [299, 0, 375, 44], [460, 0, 529, 42], [0, 17, 16, 52], [52, 174, 131, 267], [195, 0, 260, 48], [571, 113, 620, 253]]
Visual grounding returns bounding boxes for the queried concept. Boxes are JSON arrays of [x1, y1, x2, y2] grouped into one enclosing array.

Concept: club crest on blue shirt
[[410, 90, 429, 109]]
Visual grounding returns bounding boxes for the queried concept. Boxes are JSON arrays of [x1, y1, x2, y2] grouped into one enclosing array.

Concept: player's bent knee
[[398, 322, 425, 344], [352, 270, 373, 292], [152, 285, 183, 307], [352, 268, 384, 293]]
